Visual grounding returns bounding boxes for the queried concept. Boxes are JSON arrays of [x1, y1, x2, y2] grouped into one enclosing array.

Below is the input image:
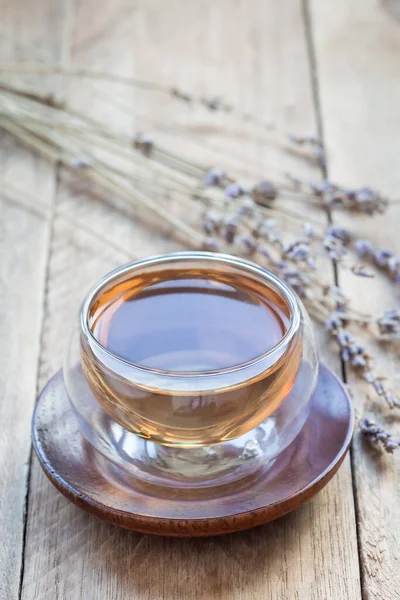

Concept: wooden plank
[[309, 1, 400, 598], [0, 1, 70, 598], [20, 0, 361, 598]]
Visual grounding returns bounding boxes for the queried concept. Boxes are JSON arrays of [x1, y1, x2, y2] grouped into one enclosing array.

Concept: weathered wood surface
[[2, 0, 399, 597], [18, 1, 360, 598], [0, 1, 69, 597], [310, 2, 400, 598]]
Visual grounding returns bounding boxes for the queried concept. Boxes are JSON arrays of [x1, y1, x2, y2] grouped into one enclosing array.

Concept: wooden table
[[1, 1, 400, 598]]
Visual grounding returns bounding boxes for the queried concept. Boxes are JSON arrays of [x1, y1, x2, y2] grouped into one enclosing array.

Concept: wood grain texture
[[0, 1, 69, 598], [309, 1, 400, 598], [0, 0, 360, 598]]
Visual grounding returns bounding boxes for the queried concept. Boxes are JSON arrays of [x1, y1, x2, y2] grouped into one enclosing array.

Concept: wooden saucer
[[32, 364, 354, 537]]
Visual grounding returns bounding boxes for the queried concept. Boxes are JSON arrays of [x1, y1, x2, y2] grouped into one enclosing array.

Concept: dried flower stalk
[[0, 66, 399, 455]]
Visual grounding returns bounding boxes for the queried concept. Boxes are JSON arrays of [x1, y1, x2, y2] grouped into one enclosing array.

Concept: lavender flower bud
[[357, 187, 375, 203], [258, 246, 270, 259], [203, 167, 227, 187], [355, 187, 388, 215], [134, 133, 154, 157], [324, 239, 347, 261], [326, 225, 351, 243], [359, 418, 377, 434], [353, 355, 367, 369], [288, 133, 303, 145], [203, 219, 216, 235], [203, 210, 222, 231], [240, 196, 256, 216], [360, 417, 399, 452], [171, 87, 192, 102], [225, 183, 245, 199], [325, 315, 343, 331], [268, 232, 282, 245], [329, 191, 345, 206], [289, 243, 309, 261], [364, 372, 374, 384], [70, 156, 90, 169], [354, 239, 373, 257], [372, 380, 384, 395], [387, 256, 400, 274], [377, 310, 400, 335], [252, 180, 278, 202], [303, 222, 321, 239], [202, 96, 221, 111], [237, 234, 257, 255], [309, 180, 335, 197], [341, 349, 350, 362], [346, 189, 357, 202], [311, 145, 324, 160], [265, 218, 277, 228], [385, 440, 398, 453], [383, 308, 400, 320], [307, 256, 317, 269], [338, 331, 352, 345], [348, 343, 360, 356], [287, 175, 302, 189], [221, 217, 238, 244], [203, 238, 219, 252], [351, 265, 374, 278], [374, 248, 393, 267], [384, 391, 396, 408]]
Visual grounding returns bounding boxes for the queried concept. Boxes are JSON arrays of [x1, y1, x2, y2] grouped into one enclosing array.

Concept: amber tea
[[81, 260, 302, 447]]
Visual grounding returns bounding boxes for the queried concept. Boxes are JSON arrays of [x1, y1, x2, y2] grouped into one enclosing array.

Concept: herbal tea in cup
[[77, 253, 305, 447]]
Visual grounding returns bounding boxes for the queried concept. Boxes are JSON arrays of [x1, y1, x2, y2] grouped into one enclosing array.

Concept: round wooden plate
[[32, 364, 354, 537]]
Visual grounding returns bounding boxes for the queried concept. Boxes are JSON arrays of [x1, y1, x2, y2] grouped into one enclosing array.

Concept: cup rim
[[80, 252, 301, 390]]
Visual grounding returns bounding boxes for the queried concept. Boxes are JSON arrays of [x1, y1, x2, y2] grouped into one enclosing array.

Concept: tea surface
[[90, 272, 289, 372]]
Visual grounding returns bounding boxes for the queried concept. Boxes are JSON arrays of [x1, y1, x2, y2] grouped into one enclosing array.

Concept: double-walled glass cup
[[64, 252, 318, 489]]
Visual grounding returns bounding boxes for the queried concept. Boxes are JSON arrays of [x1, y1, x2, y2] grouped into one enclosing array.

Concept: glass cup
[[64, 252, 318, 489]]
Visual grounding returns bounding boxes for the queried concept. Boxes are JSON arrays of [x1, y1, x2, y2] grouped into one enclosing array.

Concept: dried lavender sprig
[[325, 308, 400, 340], [1, 88, 206, 184], [7, 94, 360, 316], [318, 225, 391, 279], [377, 309, 400, 335], [1, 91, 325, 224], [204, 171, 326, 221], [354, 238, 400, 283], [0, 64, 277, 132], [201, 206, 311, 295], [200, 198, 356, 306], [203, 205, 355, 315], [9, 121, 338, 236], [4, 76, 400, 444], [2, 99, 294, 220], [287, 134, 326, 170], [325, 318, 400, 409], [1, 83, 387, 234], [359, 418, 400, 453], [351, 264, 375, 278], [2, 89, 206, 193], [0, 77, 393, 224], [0, 115, 204, 249], [2, 92, 328, 256], [285, 175, 388, 215]]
